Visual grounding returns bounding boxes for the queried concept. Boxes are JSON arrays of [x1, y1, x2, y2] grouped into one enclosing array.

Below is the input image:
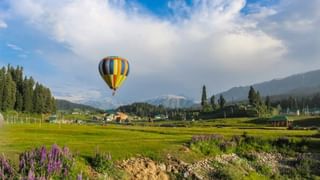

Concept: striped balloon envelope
[[98, 56, 130, 95]]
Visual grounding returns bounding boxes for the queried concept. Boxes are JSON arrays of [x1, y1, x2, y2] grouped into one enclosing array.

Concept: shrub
[[252, 161, 273, 176], [190, 141, 223, 156], [209, 160, 252, 180], [231, 135, 241, 145], [89, 152, 123, 179], [191, 134, 224, 144], [190, 134, 239, 155], [90, 152, 112, 173]]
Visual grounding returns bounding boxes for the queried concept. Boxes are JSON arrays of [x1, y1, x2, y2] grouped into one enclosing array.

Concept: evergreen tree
[[265, 95, 271, 109], [218, 95, 226, 109], [14, 66, 24, 111], [0, 68, 5, 110], [51, 97, 57, 113], [201, 85, 208, 107], [256, 91, 262, 105], [23, 77, 35, 112], [248, 86, 256, 105], [2, 72, 16, 111], [0, 65, 56, 113], [210, 95, 217, 110]]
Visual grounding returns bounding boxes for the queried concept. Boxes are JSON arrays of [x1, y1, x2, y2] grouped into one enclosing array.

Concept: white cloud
[[5, 0, 320, 101], [7, 43, 29, 58], [0, 20, 7, 28], [7, 43, 24, 51]]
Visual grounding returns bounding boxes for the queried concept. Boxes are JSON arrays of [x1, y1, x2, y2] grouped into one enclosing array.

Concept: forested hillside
[[117, 103, 167, 117], [0, 65, 56, 113], [218, 69, 320, 101]]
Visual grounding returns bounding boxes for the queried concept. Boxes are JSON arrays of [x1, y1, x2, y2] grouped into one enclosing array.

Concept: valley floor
[[0, 117, 319, 179]]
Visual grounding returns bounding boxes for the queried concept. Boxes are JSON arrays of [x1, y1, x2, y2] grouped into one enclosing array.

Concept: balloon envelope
[[98, 56, 130, 92]]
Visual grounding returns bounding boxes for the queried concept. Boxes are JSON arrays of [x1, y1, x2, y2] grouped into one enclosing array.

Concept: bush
[[89, 152, 124, 179], [191, 134, 224, 144], [190, 134, 238, 155], [190, 134, 315, 158], [90, 152, 112, 173], [190, 141, 223, 156], [209, 160, 253, 180]]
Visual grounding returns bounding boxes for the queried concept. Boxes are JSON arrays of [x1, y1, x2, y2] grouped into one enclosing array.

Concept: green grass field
[[1, 117, 319, 164]]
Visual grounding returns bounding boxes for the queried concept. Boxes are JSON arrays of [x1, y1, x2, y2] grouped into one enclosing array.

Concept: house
[[270, 115, 293, 127], [154, 114, 168, 120], [48, 115, 58, 123], [92, 115, 104, 121], [114, 112, 129, 123], [104, 114, 115, 122]]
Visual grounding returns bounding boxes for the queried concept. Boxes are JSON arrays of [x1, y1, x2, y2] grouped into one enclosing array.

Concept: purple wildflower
[[28, 169, 35, 180], [77, 173, 82, 180], [0, 154, 15, 179], [40, 146, 47, 166]]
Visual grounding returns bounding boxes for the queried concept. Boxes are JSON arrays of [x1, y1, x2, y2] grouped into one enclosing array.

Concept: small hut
[[0, 112, 4, 127], [270, 115, 292, 127], [115, 112, 129, 123]]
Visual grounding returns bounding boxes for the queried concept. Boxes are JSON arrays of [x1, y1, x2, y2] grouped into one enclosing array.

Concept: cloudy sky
[[0, 0, 319, 103]]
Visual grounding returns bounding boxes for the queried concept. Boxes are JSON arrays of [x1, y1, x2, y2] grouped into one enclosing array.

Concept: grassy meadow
[[1, 117, 319, 164]]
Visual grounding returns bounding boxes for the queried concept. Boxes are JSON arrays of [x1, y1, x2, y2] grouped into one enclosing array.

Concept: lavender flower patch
[[0, 154, 15, 179], [19, 144, 74, 179]]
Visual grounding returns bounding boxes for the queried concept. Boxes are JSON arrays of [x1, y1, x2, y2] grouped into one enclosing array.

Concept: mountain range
[[59, 69, 320, 109], [56, 99, 103, 112], [217, 69, 320, 101], [78, 98, 122, 110], [145, 95, 195, 108]]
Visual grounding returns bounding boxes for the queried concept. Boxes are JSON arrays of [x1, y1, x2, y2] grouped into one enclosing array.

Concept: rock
[[159, 163, 166, 171], [183, 171, 189, 178], [166, 165, 172, 172], [119, 157, 169, 180]]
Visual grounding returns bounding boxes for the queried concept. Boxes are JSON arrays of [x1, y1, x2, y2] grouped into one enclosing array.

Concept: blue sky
[[0, 0, 319, 105]]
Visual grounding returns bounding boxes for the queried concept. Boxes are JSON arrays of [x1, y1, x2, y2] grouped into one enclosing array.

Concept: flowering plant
[[19, 144, 74, 179]]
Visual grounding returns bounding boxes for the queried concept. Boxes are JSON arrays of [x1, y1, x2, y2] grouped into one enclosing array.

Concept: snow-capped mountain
[[145, 95, 196, 108], [77, 98, 122, 110]]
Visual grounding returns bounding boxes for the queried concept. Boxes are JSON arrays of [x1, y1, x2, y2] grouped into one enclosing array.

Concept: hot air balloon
[[98, 56, 130, 95]]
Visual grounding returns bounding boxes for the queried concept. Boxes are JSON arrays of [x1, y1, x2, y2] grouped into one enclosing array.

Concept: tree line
[[272, 94, 320, 112], [201, 85, 226, 112], [201, 85, 271, 117], [0, 65, 56, 113], [117, 102, 167, 117]]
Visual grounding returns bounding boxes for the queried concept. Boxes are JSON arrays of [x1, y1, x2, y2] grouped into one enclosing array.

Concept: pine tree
[[201, 85, 208, 107], [0, 65, 56, 113], [2, 72, 16, 111], [23, 77, 35, 112], [33, 83, 42, 113], [218, 95, 226, 109], [0, 68, 5, 110], [51, 97, 56, 113], [248, 86, 256, 105], [14, 66, 24, 111], [210, 95, 217, 110], [265, 96, 271, 109], [256, 91, 262, 105]]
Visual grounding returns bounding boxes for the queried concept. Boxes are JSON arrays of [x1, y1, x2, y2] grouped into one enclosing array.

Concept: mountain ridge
[[217, 69, 320, 101]]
